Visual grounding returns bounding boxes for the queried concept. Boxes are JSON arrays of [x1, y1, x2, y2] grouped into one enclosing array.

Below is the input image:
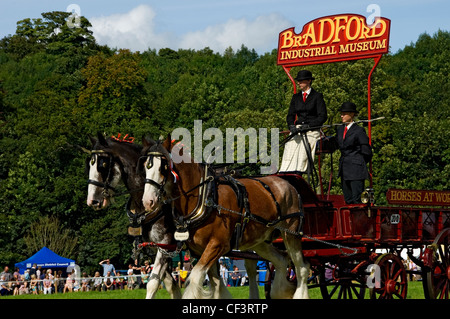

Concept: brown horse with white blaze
[[141, 135, 310, 299]]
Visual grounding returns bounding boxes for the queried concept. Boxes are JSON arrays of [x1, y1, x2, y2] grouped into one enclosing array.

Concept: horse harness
[[141, 149, 305, 250], [86, 147, 173, 260], [142, 150, 216, 241], [210, 174, 305, 250], [87, 149, 118, 199], [127, 151, 178, 253], [85, 145, 357, 259]]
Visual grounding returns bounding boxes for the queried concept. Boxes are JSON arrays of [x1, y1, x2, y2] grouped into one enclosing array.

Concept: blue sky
[[1, 0, 449, 54]]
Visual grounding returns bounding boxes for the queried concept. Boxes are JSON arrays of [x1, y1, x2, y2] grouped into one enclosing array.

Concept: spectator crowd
[[0, 259, 163, 296], [1, 255, 255, 297]]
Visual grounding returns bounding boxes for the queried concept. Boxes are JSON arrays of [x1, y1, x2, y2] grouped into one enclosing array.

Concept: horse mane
[[107, 137, 143, 154], [141, 135, 175, 162], [88, 134, 144, 182], [90, 134, 143, 156]]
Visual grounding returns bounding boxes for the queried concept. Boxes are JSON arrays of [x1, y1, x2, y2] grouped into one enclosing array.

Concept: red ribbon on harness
[[171, 168, 179, 184], [111, 133, 135, 143], [170, 139, 180, 183]]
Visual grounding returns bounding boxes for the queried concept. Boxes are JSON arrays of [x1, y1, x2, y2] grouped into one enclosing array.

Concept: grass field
[[2, 281, 426, 299]]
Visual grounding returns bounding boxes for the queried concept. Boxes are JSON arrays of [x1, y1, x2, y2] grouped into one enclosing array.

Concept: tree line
[[0, 11, 448, 271]]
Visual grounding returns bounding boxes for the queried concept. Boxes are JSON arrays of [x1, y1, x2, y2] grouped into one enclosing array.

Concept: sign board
[[26, 262, 75, 268], [386, 189, 450, 206], [276, 13, 391, 191], [277, 14, 390, 66]]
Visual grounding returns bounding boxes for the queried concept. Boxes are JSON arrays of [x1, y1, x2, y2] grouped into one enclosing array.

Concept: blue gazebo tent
[[15, 246, 75, 274]]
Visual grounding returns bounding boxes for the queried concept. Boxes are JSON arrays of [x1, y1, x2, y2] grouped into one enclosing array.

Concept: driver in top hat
[[280, 70, 327, 173], [336, 102, 373, 204]]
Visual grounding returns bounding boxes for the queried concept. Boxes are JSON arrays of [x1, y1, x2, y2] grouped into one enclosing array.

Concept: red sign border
[[276, 13, 391, 67]]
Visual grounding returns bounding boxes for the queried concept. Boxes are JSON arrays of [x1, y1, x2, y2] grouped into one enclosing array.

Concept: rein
[[145, 153, 306, 245], [87, 178, 117, 193], [162, 176, 214, 205], [280, 116, 386, 146], [142, 150, 214, 207], [141, 145, 360, 256], [140, 150, 216, 245]]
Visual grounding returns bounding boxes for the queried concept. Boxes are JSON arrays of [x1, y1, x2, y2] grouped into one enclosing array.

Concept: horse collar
[[171, 166, 216, 233]]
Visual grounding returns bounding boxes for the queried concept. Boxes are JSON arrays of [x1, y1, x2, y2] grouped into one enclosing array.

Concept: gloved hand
[[298, 124, 310, 132], [289, 125, 298, 135]]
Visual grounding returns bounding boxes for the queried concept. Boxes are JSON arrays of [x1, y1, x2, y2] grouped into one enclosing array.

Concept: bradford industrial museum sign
[[277, 14, 391, 66]]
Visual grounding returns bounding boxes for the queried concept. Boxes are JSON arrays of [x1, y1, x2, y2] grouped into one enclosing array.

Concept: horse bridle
[[141, 151, 171, 203], [87, 149, 117, 198]]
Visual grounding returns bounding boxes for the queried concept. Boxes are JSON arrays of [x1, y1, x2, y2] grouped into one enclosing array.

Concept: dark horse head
[[86, 132, 144, 210], [85, 133, 181, 299]]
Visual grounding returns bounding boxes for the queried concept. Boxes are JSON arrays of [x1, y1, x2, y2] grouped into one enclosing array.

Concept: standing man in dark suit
[[336, 102, 372, 204], [280, 70, 327, 173]]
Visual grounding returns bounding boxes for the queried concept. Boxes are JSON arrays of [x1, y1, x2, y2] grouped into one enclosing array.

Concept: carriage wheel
[[370, 253, 407, 299], [423, 228, 450, 299], [319, 262, 366, 300]]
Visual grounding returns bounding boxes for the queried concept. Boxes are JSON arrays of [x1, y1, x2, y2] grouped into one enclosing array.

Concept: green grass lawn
[[2, 281, 426, 299]]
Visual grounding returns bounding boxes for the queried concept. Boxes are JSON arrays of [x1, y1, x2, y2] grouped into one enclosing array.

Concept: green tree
[[0, 11, 101, 267], [23, 216, 78, 258], [0, 11, 96, 59], [78, 49, 150, 136], [371, 31, 450, 203], [1, 10, 449, 271]]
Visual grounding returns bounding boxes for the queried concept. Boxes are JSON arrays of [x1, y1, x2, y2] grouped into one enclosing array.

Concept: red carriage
[[132, 13, 449, 300], [271, 172, 450, 299], [260, 13, 450, 299]]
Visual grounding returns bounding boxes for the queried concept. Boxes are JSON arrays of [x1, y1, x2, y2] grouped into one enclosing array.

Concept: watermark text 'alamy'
[[171, 120, 279, 174]]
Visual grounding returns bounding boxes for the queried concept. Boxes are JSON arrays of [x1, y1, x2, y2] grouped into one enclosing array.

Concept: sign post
[[277, 13, 391, 188]]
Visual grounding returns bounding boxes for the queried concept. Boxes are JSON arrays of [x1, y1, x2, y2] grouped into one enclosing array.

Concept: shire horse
[[141, 135, 310, 299], [85, 132, 181, 299]]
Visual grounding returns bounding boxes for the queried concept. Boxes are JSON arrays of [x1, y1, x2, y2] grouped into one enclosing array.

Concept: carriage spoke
[[345, 286, 351, 299], [329, 283, 339, 297], [370, 253, 407, 299], [438, 279, 448, 299], [425, 228, 450, 299], [337, 285, 344, 299], [350, 285, 359, 298], [392, 268, 403, 281], [393, 291, 403, 299]]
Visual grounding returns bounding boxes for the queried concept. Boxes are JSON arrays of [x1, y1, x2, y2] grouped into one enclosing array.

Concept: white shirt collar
[[302, 88, 311, 95], [346, 121, 354, 129]]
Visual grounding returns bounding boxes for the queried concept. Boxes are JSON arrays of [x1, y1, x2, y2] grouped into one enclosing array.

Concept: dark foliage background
[[0, 12, 448, 270]]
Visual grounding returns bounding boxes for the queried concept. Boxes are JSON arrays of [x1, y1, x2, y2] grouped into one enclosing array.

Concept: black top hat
[[339, 102, 358, 114], [295, 70, 315, 81]]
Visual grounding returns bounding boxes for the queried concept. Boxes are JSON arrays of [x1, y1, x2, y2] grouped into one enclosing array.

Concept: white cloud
[[90, 5, 173, 52], [179, 13, 292, 53], [89, 5, 291, 54]]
